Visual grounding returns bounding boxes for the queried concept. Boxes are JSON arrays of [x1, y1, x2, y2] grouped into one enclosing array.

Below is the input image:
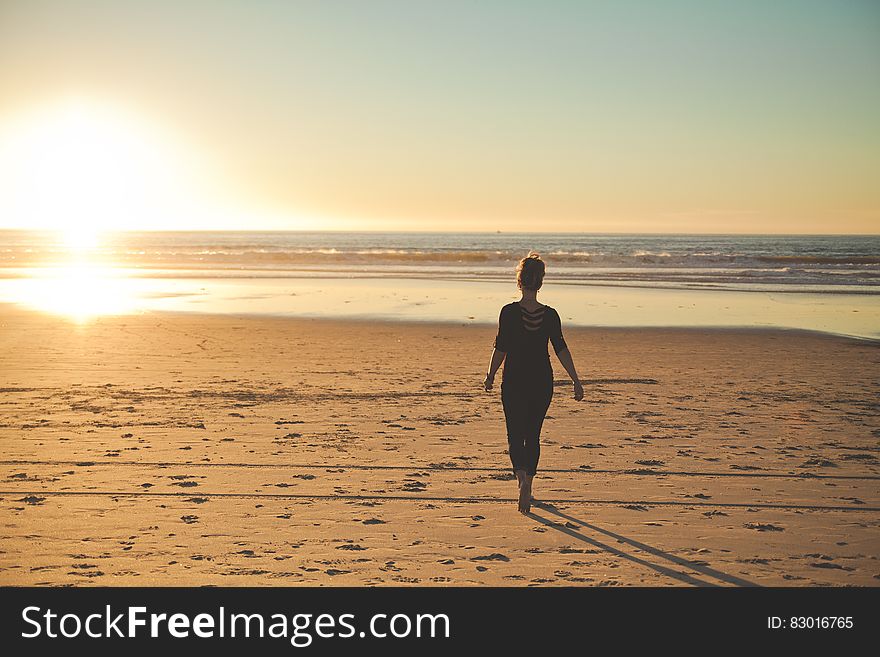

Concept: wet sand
[[1, 307, 878, 586]]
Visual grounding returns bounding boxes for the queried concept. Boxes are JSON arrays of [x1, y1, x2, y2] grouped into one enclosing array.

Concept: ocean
[[1, 230, 878, 338]]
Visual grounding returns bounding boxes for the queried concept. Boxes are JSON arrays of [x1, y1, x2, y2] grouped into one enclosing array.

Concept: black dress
[[493, 302, 568, 476]]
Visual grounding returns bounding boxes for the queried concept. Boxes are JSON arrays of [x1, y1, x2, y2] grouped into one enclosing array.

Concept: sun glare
[[0, 98, 222, 319], [8, 261, 137, 323], [60, 227, 101, 251], [0, 97, 315, 319], [0, 98, 216, 235]]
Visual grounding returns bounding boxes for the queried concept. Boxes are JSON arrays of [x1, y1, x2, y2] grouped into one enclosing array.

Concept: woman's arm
[[549, 309, 583, 401], [484, 348, 506, 391], [486, 307, 508, 391], [556, 347, 584, 401]]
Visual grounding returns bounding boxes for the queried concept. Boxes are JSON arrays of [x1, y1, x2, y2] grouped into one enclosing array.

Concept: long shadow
[[529, 501, 758, 587]]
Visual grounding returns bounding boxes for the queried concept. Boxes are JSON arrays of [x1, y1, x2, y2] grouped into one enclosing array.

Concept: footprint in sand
[[744, 522, 784, 532], [471, 553, 510, 562], [810, 562, 854, 571], [800, 458, 837, 468]]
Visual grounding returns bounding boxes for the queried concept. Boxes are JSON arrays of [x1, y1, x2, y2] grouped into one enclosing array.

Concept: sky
[[0, 0, 878, 234]]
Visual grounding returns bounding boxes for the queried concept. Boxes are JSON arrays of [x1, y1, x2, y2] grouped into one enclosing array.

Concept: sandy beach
[[1, 307, 878, 586]]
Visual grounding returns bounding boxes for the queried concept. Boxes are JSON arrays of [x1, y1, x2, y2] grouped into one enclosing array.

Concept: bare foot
[[519, 475, 533, 514], [514, 470, 526, 511]]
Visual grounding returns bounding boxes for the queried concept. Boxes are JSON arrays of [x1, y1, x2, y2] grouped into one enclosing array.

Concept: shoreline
[[153, 309, 880, 345], [3, 264, 880, 297], [3, 302, 877, 346]]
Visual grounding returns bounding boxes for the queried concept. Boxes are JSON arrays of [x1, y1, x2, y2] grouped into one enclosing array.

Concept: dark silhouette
[[484, 252, 583, 513]]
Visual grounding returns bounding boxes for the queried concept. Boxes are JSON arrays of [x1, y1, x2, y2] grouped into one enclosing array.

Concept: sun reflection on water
[[8, 233, 139, 322]]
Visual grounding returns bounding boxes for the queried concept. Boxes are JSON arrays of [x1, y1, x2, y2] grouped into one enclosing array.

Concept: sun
[[0, 98, 210, 239], [0, 98, 214, 319], [0, 96, 322, 240], [0, 97, 311, 320], [60, 226, 101, 251]]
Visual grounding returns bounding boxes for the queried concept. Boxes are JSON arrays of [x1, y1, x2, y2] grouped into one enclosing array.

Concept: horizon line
[[1, 227, 878, 238]]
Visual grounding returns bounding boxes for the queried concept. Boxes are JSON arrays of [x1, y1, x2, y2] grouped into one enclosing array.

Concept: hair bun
[[516, 251, 546, 291]]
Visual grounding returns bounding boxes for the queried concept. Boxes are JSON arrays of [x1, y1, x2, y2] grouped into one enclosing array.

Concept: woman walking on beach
[[484, 253, 584, 513]]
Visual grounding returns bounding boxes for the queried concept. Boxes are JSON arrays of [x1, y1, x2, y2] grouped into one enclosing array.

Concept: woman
[[483, 252, 583, 514]]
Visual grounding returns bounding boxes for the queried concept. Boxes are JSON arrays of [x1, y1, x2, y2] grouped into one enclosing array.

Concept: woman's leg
[[519, 474, 533, 513], [523, 382, 553, 477], [519, 382, 552, 513], [501, 383, 528, 474], [515, 468, 529, 513], [502, 383, 533, 512], [504, 380, 552, 514]]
